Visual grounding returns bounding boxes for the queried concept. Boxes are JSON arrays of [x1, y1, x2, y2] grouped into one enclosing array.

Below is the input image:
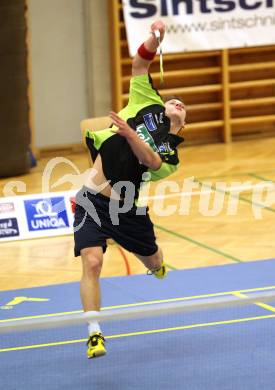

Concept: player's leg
[[110, 209, 167, 279], [80, 246, 106, 358], [74, 186, 112, 358], [134, 246, 167, 279], [80, 246, 103, 312]]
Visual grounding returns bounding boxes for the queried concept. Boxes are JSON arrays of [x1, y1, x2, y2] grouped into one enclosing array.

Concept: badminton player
[[73, 20, 186, 358]]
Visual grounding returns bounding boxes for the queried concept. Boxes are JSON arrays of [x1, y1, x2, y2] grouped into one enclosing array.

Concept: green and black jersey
[[85, 74, 184, 199]]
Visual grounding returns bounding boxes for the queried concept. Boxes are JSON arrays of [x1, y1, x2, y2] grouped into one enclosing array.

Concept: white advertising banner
[[0, 191, 77, 242], [122, 0, 275, 55]]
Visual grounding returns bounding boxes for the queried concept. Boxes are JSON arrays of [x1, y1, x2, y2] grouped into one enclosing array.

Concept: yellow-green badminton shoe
[[148, 262, 167, 279], [86, 332, 106, 359]]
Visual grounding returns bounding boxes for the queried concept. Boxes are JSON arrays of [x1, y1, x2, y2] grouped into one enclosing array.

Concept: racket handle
[[154, 30, 160, 39]]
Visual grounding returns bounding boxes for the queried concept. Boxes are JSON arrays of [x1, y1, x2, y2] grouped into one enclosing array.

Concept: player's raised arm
[[109, 111, 162, 170], [132, 20, 165, 76]]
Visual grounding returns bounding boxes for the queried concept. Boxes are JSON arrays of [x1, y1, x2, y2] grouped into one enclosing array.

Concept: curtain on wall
[[0, 0, 31, 177]]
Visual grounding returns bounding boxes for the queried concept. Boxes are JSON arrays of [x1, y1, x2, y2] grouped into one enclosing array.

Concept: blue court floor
[[1, 259, 275, 390]]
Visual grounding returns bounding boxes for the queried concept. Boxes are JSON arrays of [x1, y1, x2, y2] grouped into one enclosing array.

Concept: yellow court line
[[255, 303, 275, 313], [1, 313, 275, 353], [233, 292, 275, 313], [1, 285, 275, 323]]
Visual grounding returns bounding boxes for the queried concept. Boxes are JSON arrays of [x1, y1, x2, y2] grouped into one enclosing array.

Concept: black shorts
[[73, 186, 158, 257]]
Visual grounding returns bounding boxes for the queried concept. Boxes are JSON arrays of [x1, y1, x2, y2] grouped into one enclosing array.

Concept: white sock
[[83, 310, 102, 336]]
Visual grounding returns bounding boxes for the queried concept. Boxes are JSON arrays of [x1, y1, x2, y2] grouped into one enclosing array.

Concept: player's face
[[164, 99, 186, 127]]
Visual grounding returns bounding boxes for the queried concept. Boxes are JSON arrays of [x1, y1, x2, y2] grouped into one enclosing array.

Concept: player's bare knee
[[81, 249, 102, 276]]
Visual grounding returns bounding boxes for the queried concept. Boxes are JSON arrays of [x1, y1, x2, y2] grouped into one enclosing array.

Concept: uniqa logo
[[24, 197, 69, 231], [31, 218, 67, 230], [33, 200, 57, 218]]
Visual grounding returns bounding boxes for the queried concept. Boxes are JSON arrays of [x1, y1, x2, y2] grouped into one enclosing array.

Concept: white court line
[[140, 182, 275, 201]]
